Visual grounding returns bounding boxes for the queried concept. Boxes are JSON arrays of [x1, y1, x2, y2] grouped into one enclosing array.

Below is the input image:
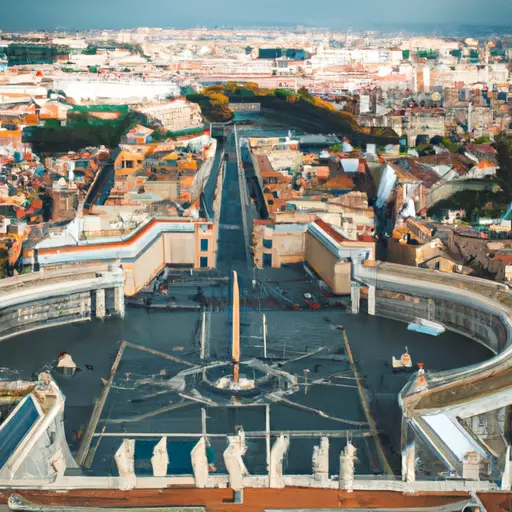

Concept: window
[[200, 256, 208, 268], [200, 239, 209, 252], [263, 238, 272, 249], [263, 253, 272, 266], [123, 160, 134, 169]]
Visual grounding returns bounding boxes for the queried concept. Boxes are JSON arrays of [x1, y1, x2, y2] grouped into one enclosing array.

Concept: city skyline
[[2, 0, 512, 32]]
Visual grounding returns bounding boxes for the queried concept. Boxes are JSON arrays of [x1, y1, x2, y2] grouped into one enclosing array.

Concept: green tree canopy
[[496, 134, 512, 202]]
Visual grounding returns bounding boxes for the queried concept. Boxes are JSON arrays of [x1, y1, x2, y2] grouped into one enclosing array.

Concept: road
[[83, 149, 120, 210], [216, 133, 250, 278]]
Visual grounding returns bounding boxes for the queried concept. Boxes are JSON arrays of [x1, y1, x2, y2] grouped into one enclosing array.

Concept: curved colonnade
[[0, 265, 125, 342], [1, 261, 512, 484], [354, 261, 512, 480]]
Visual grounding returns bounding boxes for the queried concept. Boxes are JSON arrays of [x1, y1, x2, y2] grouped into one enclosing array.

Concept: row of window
[[121, 159, 142, 169]]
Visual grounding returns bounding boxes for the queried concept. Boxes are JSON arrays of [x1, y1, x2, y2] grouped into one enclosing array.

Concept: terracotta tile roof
[[466, 143, 496, 154], [261, 170, 290, 180], [255, 154, 274, 174], [387, 162, 421, 183], [494, 253, 512, 264], [416, 154, 474, 176], [314, 217, 349, 243], [390, 158, 442, 189], [127, 124, 154, 137], [39, 103, 60, 119], [324, 174, 355, 189], [314, 166, 330, 179]]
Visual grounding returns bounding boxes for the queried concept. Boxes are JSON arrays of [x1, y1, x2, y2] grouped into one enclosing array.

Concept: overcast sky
[[2, 0, 512, 31]]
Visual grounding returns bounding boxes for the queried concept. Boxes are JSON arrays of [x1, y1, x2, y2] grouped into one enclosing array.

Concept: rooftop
[[313, 217, 349, 243], [390, 158, 442, 189], [415, 154, 474, 177], [387, 162, 421, 184]]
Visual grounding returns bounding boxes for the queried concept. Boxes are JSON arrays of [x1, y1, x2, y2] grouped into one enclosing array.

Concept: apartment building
[[381, 108, 446, 146], [198, 58, 273, 76], [137, 99, 203, 133], [311, 48, 402, 69]]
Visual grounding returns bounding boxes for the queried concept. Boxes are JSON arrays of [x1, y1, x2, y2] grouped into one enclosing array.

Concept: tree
[[274, 88, 293, 99], [440, 136, 458, 153], [225, 82, 239, 94], [297, 86, 310, 99], [244, 82, 259, 92], [204, 85, 225, 94], [205, 92, 229, 106], [0, 248, 9, 279], [496, 134, 512, 202]]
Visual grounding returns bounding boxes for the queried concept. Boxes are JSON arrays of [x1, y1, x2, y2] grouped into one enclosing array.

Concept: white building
[[53, 78, 180, 104], [310, 48, 402, 70], [137, 99, 203, 133], [198, 57, 273, 76]]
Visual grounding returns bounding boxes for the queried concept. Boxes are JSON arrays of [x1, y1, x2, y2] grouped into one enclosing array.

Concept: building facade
[[137, 99, 203, 133]]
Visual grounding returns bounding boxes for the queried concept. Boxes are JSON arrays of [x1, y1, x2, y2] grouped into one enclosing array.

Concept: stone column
[[367, 285, 376, 316], [312, 437, 329, 484], [339, 441, 357, 492], [115, 439, 136, 490], [351, 282, 360, 315], [191, 437, 209, 488], [223, 428, 248, 491], [95, 289, 106, 319], [114, 286, 125, 318], [487, 410, 500, 436], [401, 441, 416, 483], [80, 293, 91, 319], [151, 437, 168, 477], [269, 434, 289, 488], [502, 446, 512, 490], [427, 299, 435, 322]]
